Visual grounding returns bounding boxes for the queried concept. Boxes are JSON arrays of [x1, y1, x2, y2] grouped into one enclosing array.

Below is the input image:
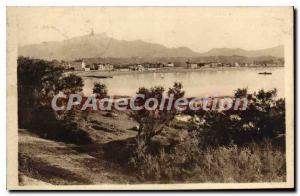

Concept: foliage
[[31, 105, 92, 145], [190, 142, 286, 182], [93, 82, 108, 99], [167, 82, 185, 99], [17, 57, 64, 127], [129, 132, 200, 182], [192, 88, 285, 147], [130, 136, 285, 183], [130, 82, 185, 144], [93, 64, 99, 70], [129, 87, 286, 182], [17, 57, 91, 144], [58, 74, 84, 95]]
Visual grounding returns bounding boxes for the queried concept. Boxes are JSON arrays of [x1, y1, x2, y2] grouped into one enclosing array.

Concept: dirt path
[[19, 129, 138, 185]]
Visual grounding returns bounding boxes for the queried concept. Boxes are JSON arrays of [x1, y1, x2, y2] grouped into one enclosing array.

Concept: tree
[[93, 82, 107, 99], [58, 74, 84, 95], [192, 88, 285, 147], [17, 57, 64, 127], [167, 82, 185, 99], [56, 74, 85, 124], [94, 64, 99, 70], [17, 57, 85, 128], [131, 82, 185, 144], [17, 57, 92, 144]]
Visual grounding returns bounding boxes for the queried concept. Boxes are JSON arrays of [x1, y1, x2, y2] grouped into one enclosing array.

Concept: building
[[174, 62, 186, 67], [97, 64, 105, 71], [186, 62, 198, 69], [213, 62, 223, 67], [105, 64, 114, 71], [129, 64, 145, 71], [137, 64, 145, 71], [70, 61, 86, 71], [96, 63, 114, 71], [166, 62, 174, 67], [88, 63, 102, 70], [62, 62, 71, 69]]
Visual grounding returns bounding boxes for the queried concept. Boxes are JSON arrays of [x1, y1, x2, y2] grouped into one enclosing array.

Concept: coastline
[[73, 66, 284, 78]]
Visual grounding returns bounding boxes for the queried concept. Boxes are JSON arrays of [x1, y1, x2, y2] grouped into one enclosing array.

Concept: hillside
[[18, 33, 284, 61], [18, 33, 199, 60], [201, 45, 284, 58], [18, 110, 140, 185]]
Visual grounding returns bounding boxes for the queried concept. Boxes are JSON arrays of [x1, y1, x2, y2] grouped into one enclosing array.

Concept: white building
[[97, 64, 114, 71], [70, 61, 86, 71], [98, 64, 105, 70], [81, 61, 86, 69], [105, 64, 114, 71], [166, 62, 174, 67], [190, 63, 198, 69], [137, 64, 145, 71]]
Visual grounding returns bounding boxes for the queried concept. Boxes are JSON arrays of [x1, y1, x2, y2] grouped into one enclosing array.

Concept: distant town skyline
[[10, 7, 292, 52]]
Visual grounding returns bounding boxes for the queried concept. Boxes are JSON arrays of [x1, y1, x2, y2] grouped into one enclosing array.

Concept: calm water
[[83, 67, 285, 98]]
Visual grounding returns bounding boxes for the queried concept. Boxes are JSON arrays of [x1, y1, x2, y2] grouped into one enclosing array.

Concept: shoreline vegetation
[[17, 57, 286, 185]]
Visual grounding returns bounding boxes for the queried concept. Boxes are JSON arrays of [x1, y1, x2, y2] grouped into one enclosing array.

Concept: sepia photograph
[[6, 6, 294, 190]]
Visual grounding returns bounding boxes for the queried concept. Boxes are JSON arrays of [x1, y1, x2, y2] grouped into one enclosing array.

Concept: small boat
[[258, 72, 272, 75]]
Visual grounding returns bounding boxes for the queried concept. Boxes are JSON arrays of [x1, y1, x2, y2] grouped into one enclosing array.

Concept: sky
[[9, 7, 293, 52]]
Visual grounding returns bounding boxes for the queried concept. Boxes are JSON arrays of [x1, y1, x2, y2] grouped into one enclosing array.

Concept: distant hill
[[200, 45, 284, 58], [18, 33, 199, 60], [18, 33, 284, 60]]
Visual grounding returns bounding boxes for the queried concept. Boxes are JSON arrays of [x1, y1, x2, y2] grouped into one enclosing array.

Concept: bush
[[30, 105, 92, 145], [58, 74, 84, 94], [129, 138, 286, 183], [190, 142, 286, 182], [129, 132, 200, 182], [131, 83, 185, 145], [192, 88, 286, 148], [93, 82, 107, 99]]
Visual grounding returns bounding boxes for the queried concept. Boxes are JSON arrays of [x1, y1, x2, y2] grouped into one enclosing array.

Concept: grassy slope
[[18, 110, 139, 185]]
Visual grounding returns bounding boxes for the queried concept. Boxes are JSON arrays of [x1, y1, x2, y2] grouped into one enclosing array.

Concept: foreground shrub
[[190, 142, 286, 182], [131, 83, 185, 144], [191, 88, 286, 148], [129, 138, 286, 183], [31, 105, 92, 145], [129, 132, 200, 182]]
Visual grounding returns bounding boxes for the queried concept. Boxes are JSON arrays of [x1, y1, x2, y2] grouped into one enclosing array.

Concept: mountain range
[[18, 33, 284, 60]]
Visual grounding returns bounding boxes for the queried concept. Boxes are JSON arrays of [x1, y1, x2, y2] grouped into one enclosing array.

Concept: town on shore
[[58, 58, 284, 72]]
